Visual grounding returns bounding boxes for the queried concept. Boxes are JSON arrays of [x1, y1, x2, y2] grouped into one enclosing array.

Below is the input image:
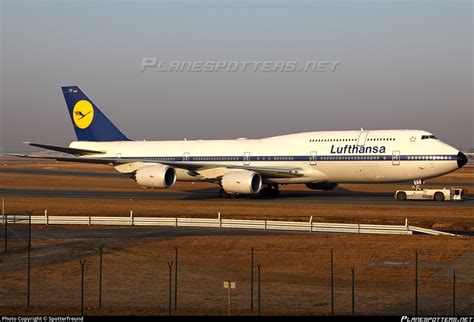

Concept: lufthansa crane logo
[[73, 100, 94, 129]]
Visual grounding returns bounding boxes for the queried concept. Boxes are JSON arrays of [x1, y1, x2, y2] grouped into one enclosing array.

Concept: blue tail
[[62, 86, 129, 141]]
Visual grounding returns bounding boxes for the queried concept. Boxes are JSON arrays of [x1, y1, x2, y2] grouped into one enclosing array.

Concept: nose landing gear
[[217, 184, 280, 198]]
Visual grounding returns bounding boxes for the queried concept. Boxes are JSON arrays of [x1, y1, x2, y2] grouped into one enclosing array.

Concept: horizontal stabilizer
[[24, 142, 105, 155]]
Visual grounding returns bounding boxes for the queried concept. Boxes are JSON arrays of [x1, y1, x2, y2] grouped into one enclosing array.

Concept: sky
[[0, 0, 472, 152]]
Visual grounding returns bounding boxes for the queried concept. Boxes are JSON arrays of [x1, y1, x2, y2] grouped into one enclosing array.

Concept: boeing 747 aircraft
[[12, 86, 468, 198]]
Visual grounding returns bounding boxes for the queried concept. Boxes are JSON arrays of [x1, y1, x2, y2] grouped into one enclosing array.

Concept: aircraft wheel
[[260, 185, 279, 198], [218, 189, 231, 198], [271, 188, 280, 197]]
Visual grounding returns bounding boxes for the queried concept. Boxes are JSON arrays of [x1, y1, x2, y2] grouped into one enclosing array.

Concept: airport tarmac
[[2, 166, 474, 187], [0, 165, 473, 206], [1, 186, 473, 207]]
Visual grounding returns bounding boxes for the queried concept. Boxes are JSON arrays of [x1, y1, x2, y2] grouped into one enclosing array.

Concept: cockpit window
[[421, 135, 438, 140]]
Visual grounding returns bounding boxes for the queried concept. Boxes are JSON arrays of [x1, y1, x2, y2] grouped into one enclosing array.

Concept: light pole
[[224, 281, 236, 316]]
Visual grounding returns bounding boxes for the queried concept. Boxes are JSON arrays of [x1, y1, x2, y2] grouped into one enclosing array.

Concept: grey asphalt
[[2, 166, 474, 186], [0, 187, 473, 207], [1, 167, 473, 206]]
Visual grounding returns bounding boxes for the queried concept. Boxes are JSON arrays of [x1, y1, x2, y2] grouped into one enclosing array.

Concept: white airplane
[[12, 86, 468, 198]]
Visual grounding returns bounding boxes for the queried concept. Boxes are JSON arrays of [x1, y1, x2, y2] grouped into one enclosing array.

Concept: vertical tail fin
[[62, 86, 129, 141]]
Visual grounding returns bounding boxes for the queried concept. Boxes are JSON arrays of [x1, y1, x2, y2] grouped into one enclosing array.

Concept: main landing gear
[[218, 189, 242, 199], [259, 184, 280, 198], [218, 188, 232, 198], [217, 184, 280, 198]]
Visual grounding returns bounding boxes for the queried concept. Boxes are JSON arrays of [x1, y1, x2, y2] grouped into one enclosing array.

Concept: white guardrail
[[1, 212, 458, 236]]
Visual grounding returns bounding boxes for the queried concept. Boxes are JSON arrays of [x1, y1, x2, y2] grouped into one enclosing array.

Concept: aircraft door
[[392, 150, 400, 165], [183, 152, 190, 162], [243, 152, 250, 166], [309, 151, 317, 166], [357, 132, 369, 146]]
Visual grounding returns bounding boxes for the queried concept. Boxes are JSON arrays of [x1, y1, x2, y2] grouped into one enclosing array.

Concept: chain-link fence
[[1, 224, 473, 316]]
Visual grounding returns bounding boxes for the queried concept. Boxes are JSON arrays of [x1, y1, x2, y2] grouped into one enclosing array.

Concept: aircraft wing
[[8, 153, 304, 178]]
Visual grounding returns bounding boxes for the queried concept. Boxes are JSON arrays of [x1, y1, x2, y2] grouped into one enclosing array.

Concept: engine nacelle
[[222, 170, 262, 194], [306, 182, 339, 190], [133, 165, 176, 189]]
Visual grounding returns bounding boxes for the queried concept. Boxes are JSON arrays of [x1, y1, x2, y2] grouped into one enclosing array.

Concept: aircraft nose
[[457, 151, 468, 168]]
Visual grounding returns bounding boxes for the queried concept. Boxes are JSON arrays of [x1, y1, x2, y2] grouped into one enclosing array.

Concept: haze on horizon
[[0, 0, 472, 153]]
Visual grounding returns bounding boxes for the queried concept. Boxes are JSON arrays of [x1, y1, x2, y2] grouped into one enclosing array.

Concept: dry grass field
[[1, 229, 473, 316]]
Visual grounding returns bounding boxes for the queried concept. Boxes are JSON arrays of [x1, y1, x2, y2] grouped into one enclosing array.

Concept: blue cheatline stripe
[[106, 155, 458, 162]]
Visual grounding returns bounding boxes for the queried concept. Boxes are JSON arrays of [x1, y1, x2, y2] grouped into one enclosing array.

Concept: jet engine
[[305, 182, 339, 190], [132, 164, 176, 188], [221, 170, 262, 194]]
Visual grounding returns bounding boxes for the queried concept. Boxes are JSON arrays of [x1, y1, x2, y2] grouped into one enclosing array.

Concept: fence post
[[257, 264, 261, 316], [351, 266, 355, 316], [309, 216, 313, 232], [175, 246, 178, 312], [45, 209, 48, 226], [168, 261, 174, 316], [130, 210, 134, 226], [80, 259, 87, 316], [218, 212, 222, 229], [250, 247, 254, 313], [26, 210, 33, 307], [3, 198, 7, 254], [415, 250, 418, 316], [452, 269, 456, 317], [98, 245, 104, 309], [330, 248, 334, 316]]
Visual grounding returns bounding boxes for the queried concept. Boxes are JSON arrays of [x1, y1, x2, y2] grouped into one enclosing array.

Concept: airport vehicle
[[11, 86, 469, 198], [395, 188, 467, 201]]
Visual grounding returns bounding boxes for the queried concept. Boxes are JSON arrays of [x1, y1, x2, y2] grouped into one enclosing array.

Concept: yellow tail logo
[[73, 100, 94, 129]]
